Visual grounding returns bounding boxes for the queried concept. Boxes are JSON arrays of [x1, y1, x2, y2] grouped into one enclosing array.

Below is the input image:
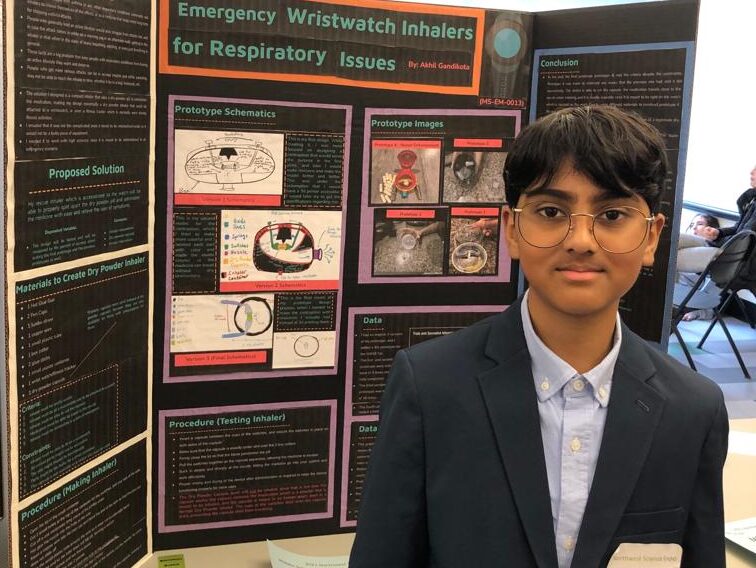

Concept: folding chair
[[697, 236, 756, 346], [671, 230, 756, 378]]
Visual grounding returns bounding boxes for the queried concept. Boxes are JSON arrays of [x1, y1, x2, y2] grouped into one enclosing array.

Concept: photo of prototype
[[442, 151, 507, 203], [448, 217, 499, 275], [370, 142, 441, 205], [372, 216, 446, 276]]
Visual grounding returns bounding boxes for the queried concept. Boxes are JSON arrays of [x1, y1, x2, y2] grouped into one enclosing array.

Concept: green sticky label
[[158, 555, 185, 568]]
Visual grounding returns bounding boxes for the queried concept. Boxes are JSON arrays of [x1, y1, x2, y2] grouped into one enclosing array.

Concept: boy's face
[[504, 162, 665, 321]]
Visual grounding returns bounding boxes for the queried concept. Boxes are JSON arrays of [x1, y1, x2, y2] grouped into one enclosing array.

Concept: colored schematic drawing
[[185, 136, 276, 191], [220, 296, 273, 338], [254, 222, 332, 273]]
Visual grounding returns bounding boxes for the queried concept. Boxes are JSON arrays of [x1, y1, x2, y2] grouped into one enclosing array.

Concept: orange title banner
[[159, 0, 485, 95]]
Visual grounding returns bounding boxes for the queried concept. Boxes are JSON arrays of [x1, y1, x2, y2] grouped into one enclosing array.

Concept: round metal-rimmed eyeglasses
[[512, 202, 655, 254]]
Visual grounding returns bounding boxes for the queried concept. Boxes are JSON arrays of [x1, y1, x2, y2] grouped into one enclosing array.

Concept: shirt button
[[572, 378, 585, 391], [598, 385, 608, 399], [564, 536, 575, 550], [570, 437, 582, 453], [540, 380, 550, 391]]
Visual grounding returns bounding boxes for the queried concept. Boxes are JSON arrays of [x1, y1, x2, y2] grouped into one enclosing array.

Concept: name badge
[[608, 543, 682, 567]]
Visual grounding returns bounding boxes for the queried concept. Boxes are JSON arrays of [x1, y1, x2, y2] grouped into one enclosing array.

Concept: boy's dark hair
[[504, 105, 668, 213]]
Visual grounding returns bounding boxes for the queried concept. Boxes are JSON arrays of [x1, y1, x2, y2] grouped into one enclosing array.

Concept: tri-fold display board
[[2, 0, 697, 565]]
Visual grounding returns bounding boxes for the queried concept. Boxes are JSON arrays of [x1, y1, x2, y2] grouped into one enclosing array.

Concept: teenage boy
[[350, 106, 727, 568]]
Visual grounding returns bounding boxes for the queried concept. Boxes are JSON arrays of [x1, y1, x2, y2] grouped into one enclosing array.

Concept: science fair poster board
[[4, 0, 153, 566], [2, 0, 699, 565], [154, 0, 530, 552], [153, 0, 697, 554]]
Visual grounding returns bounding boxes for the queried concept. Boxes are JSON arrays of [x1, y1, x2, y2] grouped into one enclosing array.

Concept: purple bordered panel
[[159, 400, 338, 533], [340, 305, 506, 527], [164, 96, 351, 382], [358, 108, 521, 284]]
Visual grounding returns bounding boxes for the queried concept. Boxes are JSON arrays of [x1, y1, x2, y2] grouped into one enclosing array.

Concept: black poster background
[[15, 253, 149, 498], [5, 0, 152, 563], [14, 156, 149, 270], [12, 0, 151, 269], [154, 76, 522, 553], [151, 0, 697, 553], [18, 441, 148, 568], [533, 48, 687, 343], [154, 0, 530, 550], [532, 0, 698, 343]]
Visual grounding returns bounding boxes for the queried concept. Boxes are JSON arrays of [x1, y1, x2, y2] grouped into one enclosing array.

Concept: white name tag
[[608, 543, 682, 567]]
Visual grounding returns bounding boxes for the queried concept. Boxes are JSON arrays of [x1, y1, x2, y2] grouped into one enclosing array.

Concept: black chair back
[[672, 229, 756, 378], [708, 230, 755, 288], [730, 240, 756, 290]]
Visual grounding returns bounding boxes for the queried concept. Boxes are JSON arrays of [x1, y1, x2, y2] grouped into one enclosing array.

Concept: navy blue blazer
[[350, 298, 727, 567]]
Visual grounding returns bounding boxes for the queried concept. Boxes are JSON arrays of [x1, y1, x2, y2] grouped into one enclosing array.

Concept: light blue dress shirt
[[520, 291, 621, 568]]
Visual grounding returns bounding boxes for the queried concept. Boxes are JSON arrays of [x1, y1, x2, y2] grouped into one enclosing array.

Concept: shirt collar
[[520, 290, 621, 407]]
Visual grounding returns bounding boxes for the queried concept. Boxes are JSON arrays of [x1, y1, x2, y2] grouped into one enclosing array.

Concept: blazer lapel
[[476, 300, 558, 568], [571, 327, 665, 567]]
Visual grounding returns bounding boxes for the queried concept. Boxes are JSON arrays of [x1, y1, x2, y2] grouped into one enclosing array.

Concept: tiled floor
[[668, 316, 756, 419]]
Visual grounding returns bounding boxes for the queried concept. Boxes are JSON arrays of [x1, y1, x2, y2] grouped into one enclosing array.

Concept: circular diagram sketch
[[232, 296, 273, 336], [294, 335, 320, 358], [185, 136, 276, 190]]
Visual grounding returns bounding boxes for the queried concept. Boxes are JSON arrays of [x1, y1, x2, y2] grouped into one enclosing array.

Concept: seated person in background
[[688, 213, 720, 239], [678, 166, 756, 273], [677, 213, 721, 272], [677, 214, 721, 320], [708, 166, 756, 247], [676, 167, 756, 320]]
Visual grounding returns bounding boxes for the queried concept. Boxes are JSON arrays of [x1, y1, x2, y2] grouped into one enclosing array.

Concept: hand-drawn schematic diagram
[[170, 293, 336, 370], [166, 95, 351, 380], [171, 294, 275, 353], [220, 210, 341, 292], [272, 330, 335, 369], [253, 221, 335, 274], [174, 130, 284, 196]]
